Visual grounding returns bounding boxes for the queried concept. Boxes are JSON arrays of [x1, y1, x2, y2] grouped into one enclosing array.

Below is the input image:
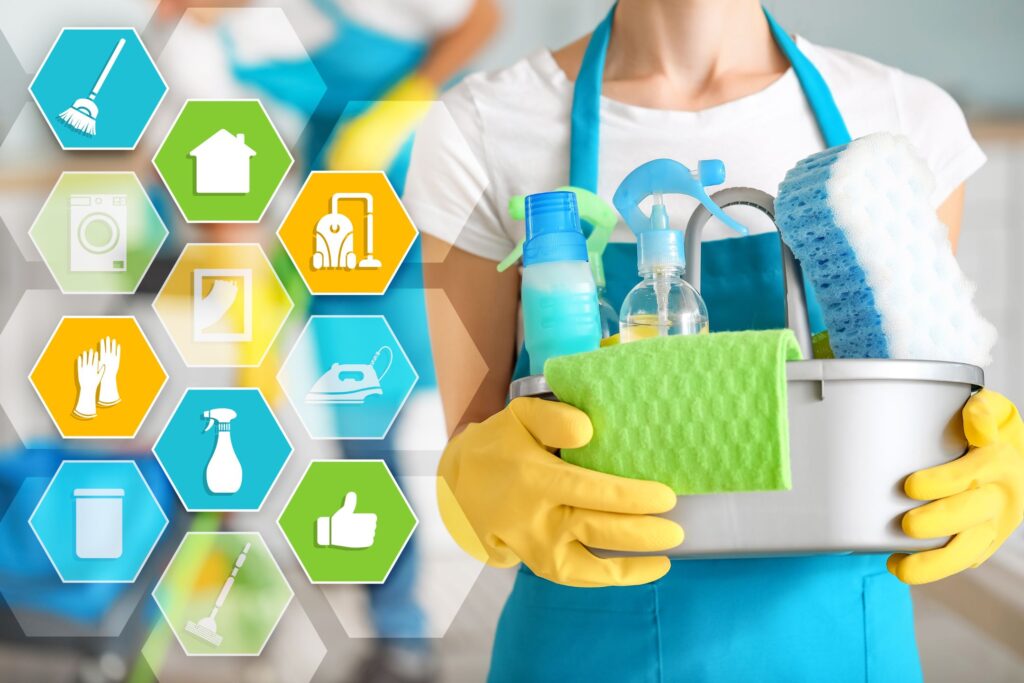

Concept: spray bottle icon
[[202, 408, 242, 494]]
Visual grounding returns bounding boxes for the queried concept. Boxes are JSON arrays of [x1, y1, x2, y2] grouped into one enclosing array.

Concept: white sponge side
[[827, 133, 996, 366]]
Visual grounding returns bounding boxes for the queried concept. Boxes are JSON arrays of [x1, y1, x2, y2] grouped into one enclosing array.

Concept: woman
[[404, 1, 1024, 680]]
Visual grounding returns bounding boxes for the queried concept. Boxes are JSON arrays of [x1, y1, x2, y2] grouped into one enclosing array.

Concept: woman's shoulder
[[443, 50, 570, 113], [799, 37, 983, 202], [798, 37, 961, 116]]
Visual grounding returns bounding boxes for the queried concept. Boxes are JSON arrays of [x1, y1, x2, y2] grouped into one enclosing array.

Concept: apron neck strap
[[762, 9, 851, 147], [568, 4, 615, 192]]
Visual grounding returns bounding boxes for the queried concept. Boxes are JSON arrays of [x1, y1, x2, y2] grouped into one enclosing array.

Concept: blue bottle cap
[[523, 191, 589, 266]]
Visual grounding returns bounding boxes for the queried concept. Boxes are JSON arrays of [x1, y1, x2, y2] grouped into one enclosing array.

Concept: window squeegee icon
[[185, 542, 250, 648], [192, 269, 253, 343], [311, 193, 382, 271], [305, 346, 393, 405]]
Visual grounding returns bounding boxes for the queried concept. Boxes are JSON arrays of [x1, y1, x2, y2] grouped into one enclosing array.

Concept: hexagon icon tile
[[153, 99, 293, 223], [152, 243, 293, 367], [29, 172, 167, 294], [29, 28, 166, 150], [30, 316, 167, 438], [0, 474, 153, 636], [154, 388, 292, 511], [278, 315, 417, 439], [153, 531, 292, 656], [278, 460, 417, 584], [29, 460, 168, 583], [278, 171, 417, 295]]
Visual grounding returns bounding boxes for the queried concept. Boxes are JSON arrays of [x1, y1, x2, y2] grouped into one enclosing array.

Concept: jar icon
[[74, 488, 124, 559]]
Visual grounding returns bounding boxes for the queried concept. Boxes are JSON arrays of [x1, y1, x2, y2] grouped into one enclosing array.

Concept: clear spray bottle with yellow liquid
[[613, 158, 749, 342]]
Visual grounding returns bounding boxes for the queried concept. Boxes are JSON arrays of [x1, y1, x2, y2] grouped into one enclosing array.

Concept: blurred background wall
[[0, 1, 1021, 681]]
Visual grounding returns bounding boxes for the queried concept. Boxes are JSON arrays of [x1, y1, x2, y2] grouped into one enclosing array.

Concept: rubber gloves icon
[[97, 337, 121, 406], [73, 349, 104, 419], [316, 492, 377, 549]]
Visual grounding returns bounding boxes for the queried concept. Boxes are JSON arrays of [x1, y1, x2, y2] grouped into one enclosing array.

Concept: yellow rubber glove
[[889, 389, 1024, 584], [327, 73, 437, 172], [437, 397, 683, 588]]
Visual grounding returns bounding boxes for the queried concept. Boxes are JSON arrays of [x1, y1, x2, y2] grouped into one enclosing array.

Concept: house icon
[[190, 129, 256, 194]]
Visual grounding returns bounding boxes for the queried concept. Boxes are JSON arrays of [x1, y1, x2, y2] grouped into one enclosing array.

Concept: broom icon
[[57, 37, 125, 137]]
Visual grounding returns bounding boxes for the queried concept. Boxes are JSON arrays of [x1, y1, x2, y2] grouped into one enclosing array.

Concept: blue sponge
[[776, 133, 995, 365]]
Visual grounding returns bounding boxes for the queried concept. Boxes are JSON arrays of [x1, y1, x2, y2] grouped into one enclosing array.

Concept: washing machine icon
[[69, 194, 128, 272]]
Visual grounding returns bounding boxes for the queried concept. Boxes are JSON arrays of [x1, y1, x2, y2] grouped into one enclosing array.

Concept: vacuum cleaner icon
[[311, 193, 383, 271], [305, 346, 393, 405]]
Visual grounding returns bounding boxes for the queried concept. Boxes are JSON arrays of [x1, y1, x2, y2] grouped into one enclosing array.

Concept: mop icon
[[57, 37, 126, 137], [184, 542, 251, 647]]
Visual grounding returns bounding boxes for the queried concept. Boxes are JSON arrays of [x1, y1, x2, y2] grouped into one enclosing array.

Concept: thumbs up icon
[[316, 492, 377, 549]]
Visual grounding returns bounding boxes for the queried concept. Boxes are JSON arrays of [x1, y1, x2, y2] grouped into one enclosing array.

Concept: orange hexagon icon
[[30, 317, 167, 438], [277, 171, 418, 295], [153, 243, 292, 367]]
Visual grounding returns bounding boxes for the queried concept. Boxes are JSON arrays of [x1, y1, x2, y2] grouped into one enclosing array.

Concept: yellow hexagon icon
[[153, 243, 292, 367], [277, 171, 418, 295], [30, 317, 167, 438]]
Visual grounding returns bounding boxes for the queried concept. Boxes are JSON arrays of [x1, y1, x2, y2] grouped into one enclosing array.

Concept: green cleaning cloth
[[544, 330, 802, 495]]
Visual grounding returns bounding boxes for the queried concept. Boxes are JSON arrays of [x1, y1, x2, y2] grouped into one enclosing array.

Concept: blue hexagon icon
[[154, 388, 292, 511], [29, 460, 168, 583], [29, 28, 166, 150], [279, 316, 418, 439]]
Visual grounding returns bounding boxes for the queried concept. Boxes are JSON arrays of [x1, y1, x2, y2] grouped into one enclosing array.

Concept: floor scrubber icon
[[312, 193, 383, 271]]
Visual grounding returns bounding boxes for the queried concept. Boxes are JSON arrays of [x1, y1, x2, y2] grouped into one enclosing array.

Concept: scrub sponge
[[544, 330, 800, 495], [776, 133, 995, 366]]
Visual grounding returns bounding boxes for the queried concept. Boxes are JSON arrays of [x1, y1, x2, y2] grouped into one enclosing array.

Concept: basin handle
[[683, 187, 813, 358]]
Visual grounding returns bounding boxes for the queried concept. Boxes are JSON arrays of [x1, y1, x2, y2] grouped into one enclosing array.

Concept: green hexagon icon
[[153, 99, 293, 223], [29, 172, 168, 293], [278, 460, 417, 584], [153, 532, 293, 656]]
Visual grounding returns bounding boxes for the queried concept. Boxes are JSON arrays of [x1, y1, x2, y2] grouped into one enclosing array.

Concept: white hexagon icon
[[278, 315, 418, 440]]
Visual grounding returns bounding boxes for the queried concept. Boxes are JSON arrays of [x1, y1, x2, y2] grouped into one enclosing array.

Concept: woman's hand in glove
[[889, 389, 1024, 584], [437, 397, 683, 588]]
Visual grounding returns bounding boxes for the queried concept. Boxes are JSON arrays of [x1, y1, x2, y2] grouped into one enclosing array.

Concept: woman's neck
[[553, 0, 789, 111]]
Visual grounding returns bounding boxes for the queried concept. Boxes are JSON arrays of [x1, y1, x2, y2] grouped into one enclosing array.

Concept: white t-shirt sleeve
[[404, 81, 515, 261], [890, 69, 986, 205]]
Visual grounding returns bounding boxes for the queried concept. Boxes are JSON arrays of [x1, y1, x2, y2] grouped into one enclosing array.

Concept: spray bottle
[[519, 191, 602, 374], [613, 158, 748, 342], [202, 408, 242, 494], [502, 186, 619, 337]]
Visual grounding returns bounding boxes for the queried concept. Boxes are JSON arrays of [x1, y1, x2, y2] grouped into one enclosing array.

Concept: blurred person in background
[[153, 2, 501, 682]]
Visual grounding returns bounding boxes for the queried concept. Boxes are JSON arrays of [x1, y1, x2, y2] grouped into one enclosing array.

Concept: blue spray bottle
[[613, 159, 748, 342], [521, 191, 602, 374]]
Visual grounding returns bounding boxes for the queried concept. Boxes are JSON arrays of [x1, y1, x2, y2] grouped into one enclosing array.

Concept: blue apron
[[492, 7, 921, 682]]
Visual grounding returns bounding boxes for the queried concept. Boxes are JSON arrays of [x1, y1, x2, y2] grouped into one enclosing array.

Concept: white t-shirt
[[404, 38, 986, 261]]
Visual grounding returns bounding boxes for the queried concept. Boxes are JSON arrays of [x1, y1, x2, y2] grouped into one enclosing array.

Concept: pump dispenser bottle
[[203, 408, 242, 494], [613, 158, 749, 342], [520, 191, 602, 374], [502, 186, 620, 338]]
